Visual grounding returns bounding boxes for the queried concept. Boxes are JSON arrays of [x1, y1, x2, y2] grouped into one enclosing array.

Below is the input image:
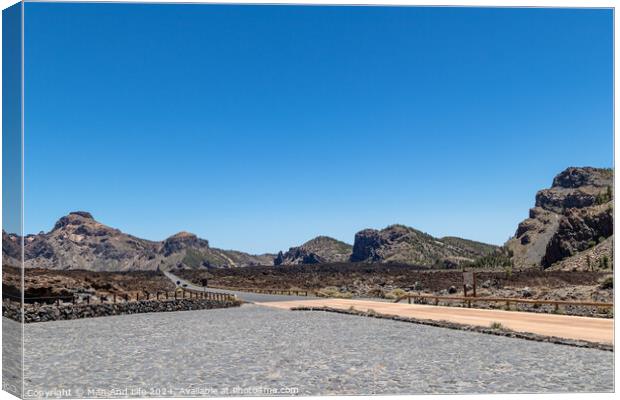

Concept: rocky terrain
[[3, 211, 274, 271], [506, 167, 613, 270], [178, 263, 613, 307], [350, 225, 498, 267], [3, 265, 176, 302], [274, 236, 352, 265], [2, 230, 21, 267]]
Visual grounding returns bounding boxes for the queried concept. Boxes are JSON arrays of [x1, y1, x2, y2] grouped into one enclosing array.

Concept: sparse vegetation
[[598, 255, 610, 270], [489, 321, 503, 330], [182, 249, 207, 269], [464, 248, 513, 269], [600, 276, 613, 290], [316, 286, 353, 299], [595, 186, 613, 205], [384, 288, 408, 299]]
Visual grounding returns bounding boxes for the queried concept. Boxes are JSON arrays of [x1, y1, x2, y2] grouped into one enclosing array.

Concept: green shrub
[[600, 277, 613, 290], [489, 321, 503, 330]]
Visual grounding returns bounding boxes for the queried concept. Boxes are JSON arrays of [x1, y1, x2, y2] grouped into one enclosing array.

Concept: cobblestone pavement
[[3, 317, 23, 397], [20, 305, 613, 397]]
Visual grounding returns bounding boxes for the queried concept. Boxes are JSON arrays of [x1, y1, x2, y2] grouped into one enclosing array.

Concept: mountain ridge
[[3, 212, 498, 271]]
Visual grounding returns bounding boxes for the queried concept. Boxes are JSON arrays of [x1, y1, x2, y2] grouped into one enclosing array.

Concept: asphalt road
[[162, 271, 311, 303]]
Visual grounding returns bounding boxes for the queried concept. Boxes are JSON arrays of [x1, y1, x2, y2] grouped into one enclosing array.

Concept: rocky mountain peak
[[507, 167, 613, 269], [552, 167, 613, 189], [162, 232, 206, 256], [52, 211, 98, 231], [534, 167, 613, 214], [69, 211, 94, 219], [274, 236, 352, 265], [350, 224, 495, 266], [166, 231, 198, 241]]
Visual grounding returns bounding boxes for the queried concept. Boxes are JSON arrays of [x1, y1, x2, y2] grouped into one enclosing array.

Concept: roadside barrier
[[394, 293, 613, 313], [210, 286, 312, 296], [2, 289, 236, 306]]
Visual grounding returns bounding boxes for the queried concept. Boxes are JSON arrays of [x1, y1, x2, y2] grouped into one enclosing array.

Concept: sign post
[[463, 271, 476, 297]]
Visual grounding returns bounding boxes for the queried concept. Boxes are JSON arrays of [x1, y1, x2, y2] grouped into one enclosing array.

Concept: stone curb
[[291, 306, 613, 352]]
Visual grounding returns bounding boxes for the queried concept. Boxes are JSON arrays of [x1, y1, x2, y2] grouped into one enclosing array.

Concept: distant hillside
[[6, 211, 273, 271], [506, 167, 613, 270], [274, 236, 352, 265], [350, 224, 498, 267]]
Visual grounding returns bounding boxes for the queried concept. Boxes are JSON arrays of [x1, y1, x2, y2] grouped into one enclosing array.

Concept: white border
[[0, 2, 616, 400]]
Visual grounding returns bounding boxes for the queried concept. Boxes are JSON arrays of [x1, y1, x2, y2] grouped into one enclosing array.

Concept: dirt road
[[258, 298, 614, 345]]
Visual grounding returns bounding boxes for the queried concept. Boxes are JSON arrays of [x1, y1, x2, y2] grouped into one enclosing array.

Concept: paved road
[[162, 271, 311, 303], [261, 298, 614, 345], [17, 305, 614, 397]]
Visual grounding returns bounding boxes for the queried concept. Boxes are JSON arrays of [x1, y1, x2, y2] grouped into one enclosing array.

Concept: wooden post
[[125, 294, 129, 302], [113, 294, 117, 303], [408, 297, 411, 304], [472, 273, 477, 297], [136, 293, 139, 301]]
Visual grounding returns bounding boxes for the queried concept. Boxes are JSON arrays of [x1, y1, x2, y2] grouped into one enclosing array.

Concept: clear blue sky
[[23, 4, 612, 254]]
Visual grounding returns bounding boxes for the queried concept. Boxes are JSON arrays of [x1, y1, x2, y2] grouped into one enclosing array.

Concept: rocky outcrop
[[542, 204, 613, 267], [350, 229, 390, 262], [274, 236, 352, 265], [350, 224, 497, 266], [2, 230, 21, 267], [507, 167, 613, 269], [8, 212, 274, 271], [547, 236, 613, 272], [162, 232, 206, 256]]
